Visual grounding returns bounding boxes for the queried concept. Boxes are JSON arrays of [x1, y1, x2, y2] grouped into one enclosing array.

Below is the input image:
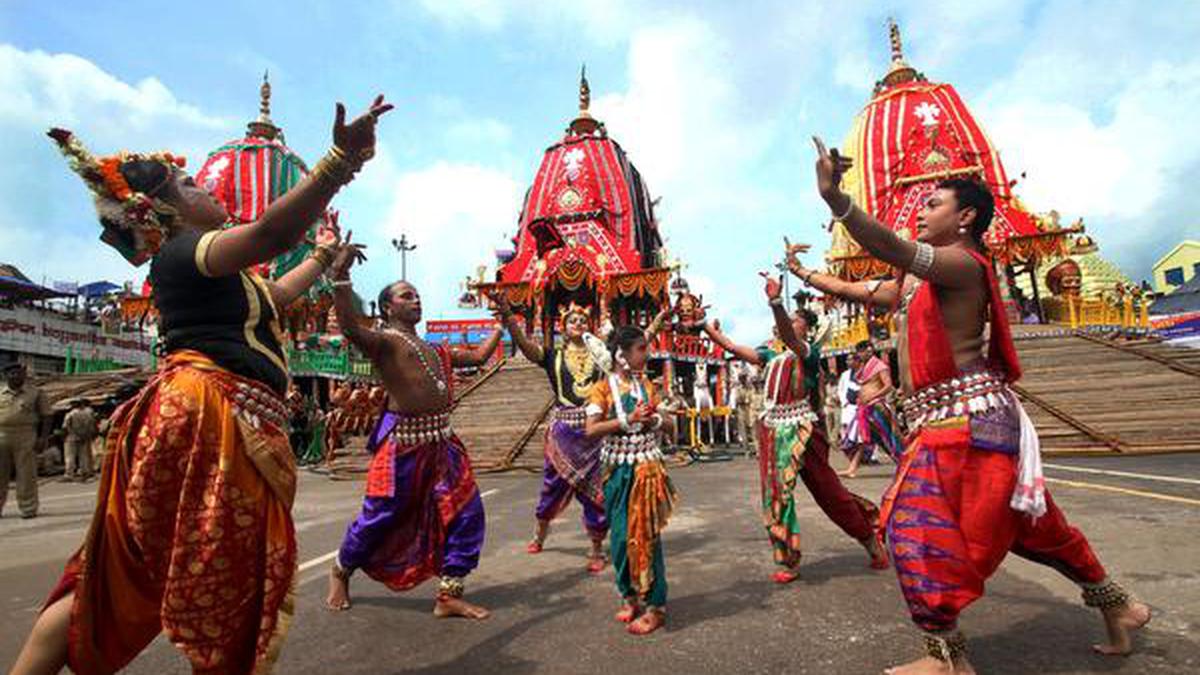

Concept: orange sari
[[45, 351, 297, 674]]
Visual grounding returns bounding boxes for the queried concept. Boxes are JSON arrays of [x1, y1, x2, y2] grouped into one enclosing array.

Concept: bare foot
[[771, 569, 801, 584], [433, 596, 491, 620], [884, 655, 975, 674], [615, 602, 640, 623], [864, 537, 890, 570], [627, 608, 666, 636], [325, 566, 351, 611], [586, 552, 607, 574], [838, 469, 858, 478], [1093, 601, 1151, 655]]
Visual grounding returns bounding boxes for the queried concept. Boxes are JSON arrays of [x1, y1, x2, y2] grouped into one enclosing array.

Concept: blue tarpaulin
[[78, 281, 122, 298]]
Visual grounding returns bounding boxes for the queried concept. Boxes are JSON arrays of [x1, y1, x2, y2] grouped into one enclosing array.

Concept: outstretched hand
[[783, 236, 811, 278], [329, 231, 367, 280], [489, 293, 512, 319], [812, 136, 853, 203], [316, 210, 342, 247], [760, 271, 783, 301], [334, 95, 394, 164]]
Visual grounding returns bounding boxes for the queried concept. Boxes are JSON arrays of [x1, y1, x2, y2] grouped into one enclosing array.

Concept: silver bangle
[[769, 296, 784, 307], [332, 279, 353, 288], [831, 196, 854, 221], [910, 242, 935, 277]]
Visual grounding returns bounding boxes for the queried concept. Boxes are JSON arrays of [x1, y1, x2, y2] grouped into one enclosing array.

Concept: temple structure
[[481, 68, 670, 334], [195, 73, 335, 340], [476, 70, 731, 447], [827, 21, 1074, 283]]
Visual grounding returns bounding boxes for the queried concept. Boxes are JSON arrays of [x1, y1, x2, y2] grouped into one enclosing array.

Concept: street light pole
[[391, 234, 417, 281]]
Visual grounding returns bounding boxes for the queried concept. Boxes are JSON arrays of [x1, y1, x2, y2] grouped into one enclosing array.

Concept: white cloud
[[0, 44, 231, 285], [974, 4, 1200, 274], [364, 161, 524, 321], [589, 18, 802, 343]]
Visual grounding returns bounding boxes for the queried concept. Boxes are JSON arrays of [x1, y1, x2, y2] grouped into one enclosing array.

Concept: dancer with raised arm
[[324, 252, 503, 620], [13, 96, 390, 675], [792, 136, 1150, 674], [704, 276, 888, 584], [585, 325, 678, 636]]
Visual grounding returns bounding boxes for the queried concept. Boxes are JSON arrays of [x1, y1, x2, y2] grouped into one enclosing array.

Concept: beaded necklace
[[390, 328, 447, 393]]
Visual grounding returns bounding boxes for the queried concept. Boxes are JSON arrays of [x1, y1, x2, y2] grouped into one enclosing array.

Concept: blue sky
[[2, 0, 1197, 341]]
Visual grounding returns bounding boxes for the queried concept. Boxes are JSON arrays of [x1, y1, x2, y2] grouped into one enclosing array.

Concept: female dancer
[[585, 325, 678, 636], [13, 96, 390, 675]]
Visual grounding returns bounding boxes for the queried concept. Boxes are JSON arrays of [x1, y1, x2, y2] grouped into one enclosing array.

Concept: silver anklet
[[923, 629, 967, 663], [1081, 579, 1131, 610], [438, 575, 465, 599]]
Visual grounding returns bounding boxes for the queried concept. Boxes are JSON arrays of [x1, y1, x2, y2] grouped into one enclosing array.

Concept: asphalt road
[[2, 448, 1198, 674]]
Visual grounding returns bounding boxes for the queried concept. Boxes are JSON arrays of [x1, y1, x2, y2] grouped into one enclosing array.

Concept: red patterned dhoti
[[881, 417, 1106, 632], [44, 351, 297, 674]]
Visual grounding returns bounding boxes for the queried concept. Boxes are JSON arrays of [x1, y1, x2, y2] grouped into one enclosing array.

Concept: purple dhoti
[[535, 405, 607, 539], [338, 410, 485, 588]]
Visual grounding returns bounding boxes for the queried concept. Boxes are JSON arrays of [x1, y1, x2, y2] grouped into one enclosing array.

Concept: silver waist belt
[[900, 370, 1011, 430]]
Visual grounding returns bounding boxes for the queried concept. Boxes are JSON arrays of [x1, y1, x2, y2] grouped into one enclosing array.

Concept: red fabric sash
[[905, 249, 1021, 390]]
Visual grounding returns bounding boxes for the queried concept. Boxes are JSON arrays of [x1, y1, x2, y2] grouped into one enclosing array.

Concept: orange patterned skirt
[[44, 351, 297, 674]]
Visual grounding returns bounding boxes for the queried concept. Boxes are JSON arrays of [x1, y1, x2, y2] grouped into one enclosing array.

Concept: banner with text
[[0, 306, 153, 366]]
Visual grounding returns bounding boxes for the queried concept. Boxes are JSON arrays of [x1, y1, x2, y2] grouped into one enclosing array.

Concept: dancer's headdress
[[47, 128, 187, 266], [557, 301, 591, 327]]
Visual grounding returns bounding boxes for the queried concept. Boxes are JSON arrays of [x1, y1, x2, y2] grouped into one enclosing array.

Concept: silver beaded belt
[[762, 400, 819, 429], [387, 411, 453, 445], [601, 431, 663, 465], [900, 369, 1012, 430], [222, 378, 289, 431], [551, 405, 588, 428]]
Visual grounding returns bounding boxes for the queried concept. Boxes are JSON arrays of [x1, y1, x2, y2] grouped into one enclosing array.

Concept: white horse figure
[[693, 360, 715, 445]]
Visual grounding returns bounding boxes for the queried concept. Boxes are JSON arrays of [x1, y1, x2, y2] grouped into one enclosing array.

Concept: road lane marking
[[298, 550, 340, 573], [1044, 463, 1200, 486], [295, 488, 500, 575], [1046, 477, 1200, 507]]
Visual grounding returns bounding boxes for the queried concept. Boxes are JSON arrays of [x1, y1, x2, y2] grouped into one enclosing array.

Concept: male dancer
[[840, 340, 900, 477], [703, 277, 888, 584], [324, 250, 503, 619], [791, 136, 1149, 673]]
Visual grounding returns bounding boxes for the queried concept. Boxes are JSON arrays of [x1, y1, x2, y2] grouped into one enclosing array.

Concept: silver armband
[[911, 242, 935, 277]]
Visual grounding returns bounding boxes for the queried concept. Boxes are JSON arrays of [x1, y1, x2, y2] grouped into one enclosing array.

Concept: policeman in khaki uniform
[[0, 362, 51, 518], [62, 398, 99, 481]]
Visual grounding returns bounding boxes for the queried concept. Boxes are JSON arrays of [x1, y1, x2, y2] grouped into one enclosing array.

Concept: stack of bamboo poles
[[1013, 331, 1200, 455]]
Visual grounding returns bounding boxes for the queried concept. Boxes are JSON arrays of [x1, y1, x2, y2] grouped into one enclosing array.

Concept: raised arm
[[451, 327, 504, 368], [643, 305, 672, 346], [811, 136, 980, 287], [202, 97, 393, 277], [784, 240, 899, 306], [703, 319, 763, 365], [327, 241, 390, 361], [265, 217, 356, 308], [762, 272, 808, 358], [494, 295, 543, 363]]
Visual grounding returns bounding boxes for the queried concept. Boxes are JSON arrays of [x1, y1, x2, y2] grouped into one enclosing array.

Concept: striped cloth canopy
[[196, 135, 329, 288]]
